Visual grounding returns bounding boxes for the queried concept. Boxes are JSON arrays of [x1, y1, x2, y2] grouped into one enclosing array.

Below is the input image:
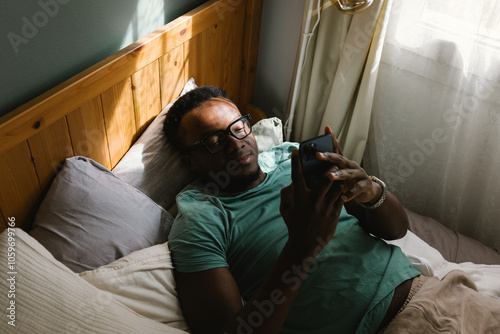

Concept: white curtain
[[363, 0, 500, 249], [287, 0, 392, 163]]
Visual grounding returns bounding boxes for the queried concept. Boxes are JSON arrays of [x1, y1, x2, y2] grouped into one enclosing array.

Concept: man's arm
[[316, 127, 408, 240], [175, 150, 344, 334], [343, 185, 408, 240], [175, 242, 319, 334]]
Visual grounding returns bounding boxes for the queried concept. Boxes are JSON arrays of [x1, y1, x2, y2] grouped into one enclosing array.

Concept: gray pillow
[[29, 156, 172, 273]]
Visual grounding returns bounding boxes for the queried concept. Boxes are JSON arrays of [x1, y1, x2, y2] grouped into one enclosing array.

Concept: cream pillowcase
[[79, 242, 189, 331]]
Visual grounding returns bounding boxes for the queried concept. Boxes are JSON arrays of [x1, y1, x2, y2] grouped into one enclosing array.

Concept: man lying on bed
[[163, 86, 500, 334]]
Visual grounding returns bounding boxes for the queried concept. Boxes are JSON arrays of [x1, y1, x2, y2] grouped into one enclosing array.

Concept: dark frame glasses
[[185, 114, 252, 154]]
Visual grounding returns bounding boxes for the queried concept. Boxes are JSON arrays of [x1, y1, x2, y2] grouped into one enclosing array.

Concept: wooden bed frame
[[0, 0, 264, 232]]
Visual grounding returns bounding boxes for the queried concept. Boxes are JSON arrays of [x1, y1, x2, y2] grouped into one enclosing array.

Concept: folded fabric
[[387, 231, 500, 301], [79, 242, 188, 331]]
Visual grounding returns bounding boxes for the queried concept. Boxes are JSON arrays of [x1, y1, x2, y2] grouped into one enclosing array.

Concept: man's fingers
[[280, 185, 292, 216], [340, 181, 364, 202], [312, 176, 334, 202], [327, 167, 362, 181], [327, 180, 343, 200], [316, 152, 352, 173], [291, 149, 306, 191]]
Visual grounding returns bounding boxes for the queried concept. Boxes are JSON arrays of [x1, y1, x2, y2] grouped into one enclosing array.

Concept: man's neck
[[203, 169, 267, 194]]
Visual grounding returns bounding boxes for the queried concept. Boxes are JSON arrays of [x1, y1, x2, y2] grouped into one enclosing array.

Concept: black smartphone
[[299, 134, 334, 189]]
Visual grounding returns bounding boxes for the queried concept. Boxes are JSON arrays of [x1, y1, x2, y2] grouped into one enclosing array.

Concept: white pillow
[[112, 78, 198, 211], [29, 156, 172, 273], [252, 117, 283, 153], [0, 228, 187, 333], [79, 243, 189, 331]]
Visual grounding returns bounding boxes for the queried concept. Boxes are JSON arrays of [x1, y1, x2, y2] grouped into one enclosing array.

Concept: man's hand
[[313, 126, 408, 240], [315, 126, 381, 205], [280, 148, 344, 255]]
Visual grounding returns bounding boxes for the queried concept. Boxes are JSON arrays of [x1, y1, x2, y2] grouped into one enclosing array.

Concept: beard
[[201, 155, 265, 195], [226, 166, 264, 192]]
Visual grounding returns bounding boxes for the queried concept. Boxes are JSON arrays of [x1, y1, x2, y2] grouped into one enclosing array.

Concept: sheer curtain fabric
[[363, 0, 500, 249]]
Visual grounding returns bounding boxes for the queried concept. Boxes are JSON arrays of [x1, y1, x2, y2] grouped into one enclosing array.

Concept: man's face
[[180, 98, 264, 193]]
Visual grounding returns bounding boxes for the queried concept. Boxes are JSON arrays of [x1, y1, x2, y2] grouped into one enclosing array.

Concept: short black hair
[[163, 86, 229, 151]]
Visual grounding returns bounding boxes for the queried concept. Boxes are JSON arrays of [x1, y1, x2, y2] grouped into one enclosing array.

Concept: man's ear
[[181, 154, 198, 172]]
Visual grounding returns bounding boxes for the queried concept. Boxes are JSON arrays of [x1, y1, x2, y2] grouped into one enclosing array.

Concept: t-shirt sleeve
[[168, 194, 230, 273]]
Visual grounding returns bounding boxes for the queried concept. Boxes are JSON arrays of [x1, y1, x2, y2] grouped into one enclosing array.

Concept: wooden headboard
[[0, 0, 264, 232]]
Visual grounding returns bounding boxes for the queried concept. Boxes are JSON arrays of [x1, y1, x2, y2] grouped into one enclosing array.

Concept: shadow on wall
[[0, 0, 205, 118], [163, 0, 207, 25]]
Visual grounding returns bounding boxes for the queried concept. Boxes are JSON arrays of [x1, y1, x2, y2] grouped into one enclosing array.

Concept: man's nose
[[224, 134, 243, 153]]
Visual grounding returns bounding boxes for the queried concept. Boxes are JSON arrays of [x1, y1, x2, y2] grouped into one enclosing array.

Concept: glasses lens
[[230, 117, 251, 139], [204, 132, 226, 153], [203, 115, 252, 153]]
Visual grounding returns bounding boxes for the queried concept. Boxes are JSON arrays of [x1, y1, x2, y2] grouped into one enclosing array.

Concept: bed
[[0, 0, 499, 332]]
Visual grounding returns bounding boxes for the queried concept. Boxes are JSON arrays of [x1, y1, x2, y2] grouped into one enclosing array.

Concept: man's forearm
[[220, 240, 319, 334], [346, 189, 409, 240]]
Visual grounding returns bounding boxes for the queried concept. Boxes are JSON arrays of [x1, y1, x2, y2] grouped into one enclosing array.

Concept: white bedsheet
[[2, 227, 499, 334], [0, 228, 188, 334], [387, 231, 500, 301]]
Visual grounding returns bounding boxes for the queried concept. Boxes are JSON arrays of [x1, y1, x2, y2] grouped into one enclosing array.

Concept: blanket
[[387, 231, 500, 301], [1, 227, 499, 334]]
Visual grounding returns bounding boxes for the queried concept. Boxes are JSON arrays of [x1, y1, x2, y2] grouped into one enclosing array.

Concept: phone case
[[299, 134, 334, 189]]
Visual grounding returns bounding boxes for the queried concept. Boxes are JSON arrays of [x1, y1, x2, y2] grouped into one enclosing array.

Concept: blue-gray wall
[[0, 0, 304, 120], [0, 0, 206, 117], [254, 0, 303, 119]]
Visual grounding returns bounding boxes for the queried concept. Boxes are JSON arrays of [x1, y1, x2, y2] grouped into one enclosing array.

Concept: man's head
[[164, 86, 264, 193]]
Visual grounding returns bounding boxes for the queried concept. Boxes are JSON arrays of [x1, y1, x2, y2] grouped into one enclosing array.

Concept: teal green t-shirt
[[169, 142, 420, 333]]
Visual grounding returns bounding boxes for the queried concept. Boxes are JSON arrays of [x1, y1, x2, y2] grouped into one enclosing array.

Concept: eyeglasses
[[185, 114, 252, 154]]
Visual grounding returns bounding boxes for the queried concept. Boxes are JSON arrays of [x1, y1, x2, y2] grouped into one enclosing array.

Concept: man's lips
[[235, 152, 252, 165]]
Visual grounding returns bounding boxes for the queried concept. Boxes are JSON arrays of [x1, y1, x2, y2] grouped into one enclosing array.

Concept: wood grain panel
[[184, 23, 224, 88], [0, 0, 250, 155], [220, 5, 246, 107], [28, 118, 74, 194], [246, 103, 266, 124], [204, 23, 224, 88], [0, 142, 42, 231], [101, 77, 136, 167], [240, 0, 263, 114], [184, 30, 204, 87], [132, 61, 162, 136], [66, 97, 112, 169], [159, 44, 186, 108]]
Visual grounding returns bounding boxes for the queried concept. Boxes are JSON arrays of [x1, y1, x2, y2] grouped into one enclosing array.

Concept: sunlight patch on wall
[[120, 0, 165, 49]]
